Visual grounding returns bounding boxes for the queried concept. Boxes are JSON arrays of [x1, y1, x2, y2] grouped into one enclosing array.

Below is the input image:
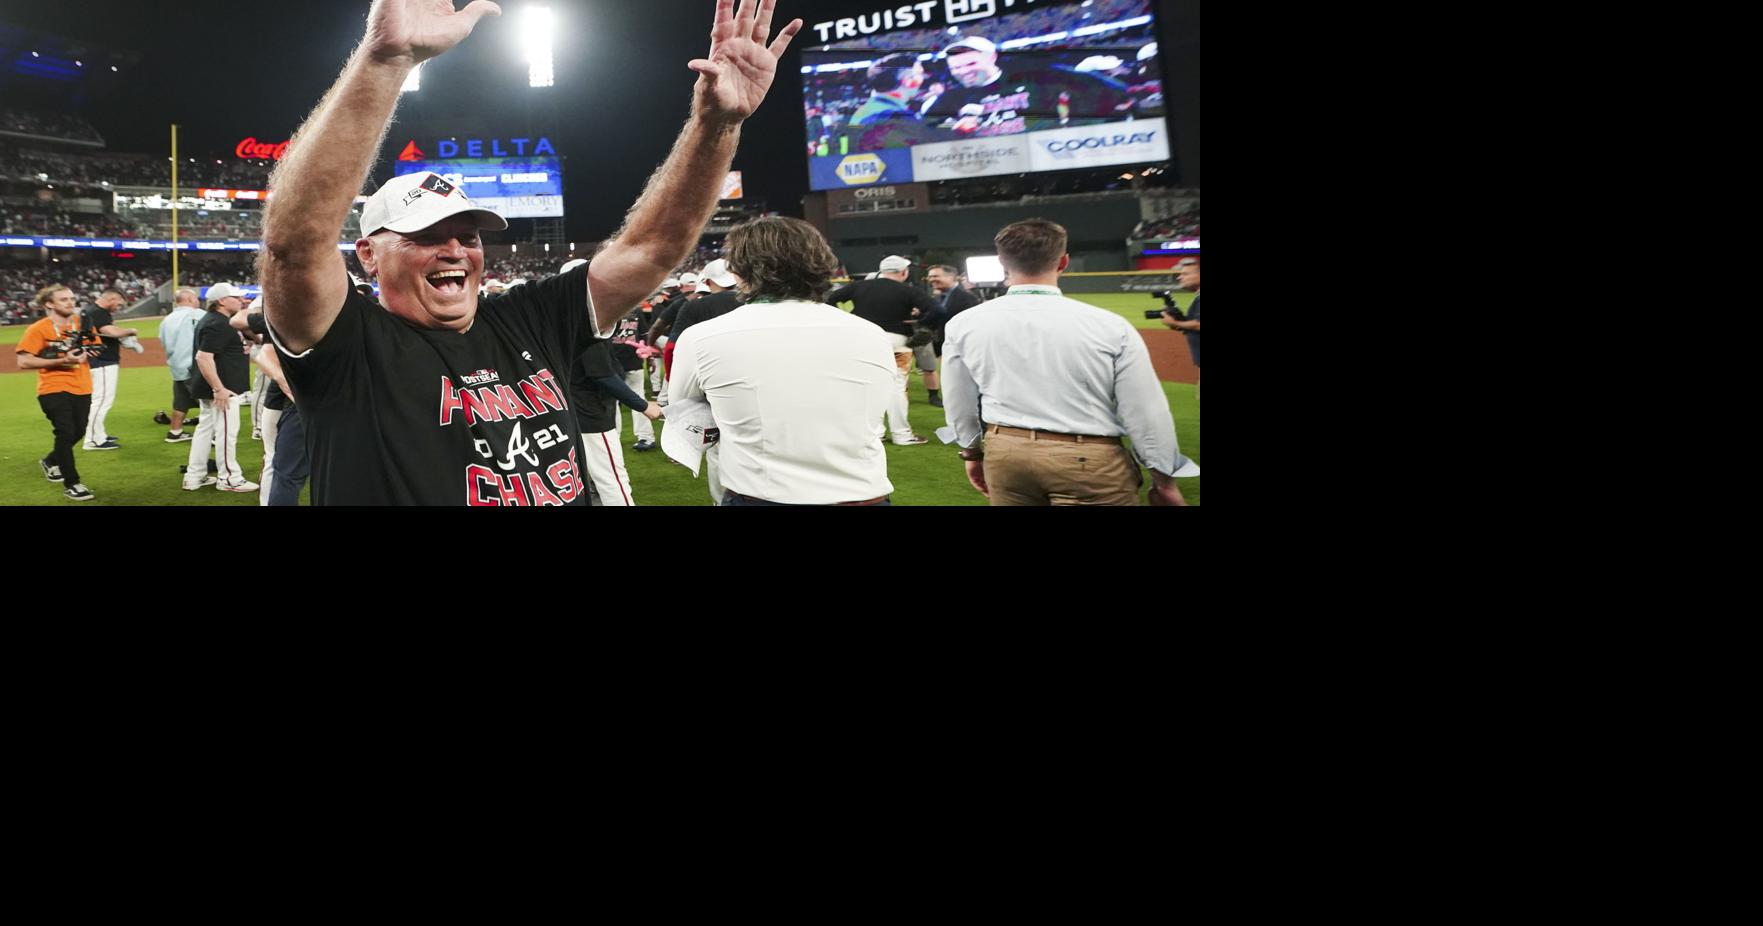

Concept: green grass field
[[2, 296, 1199, 506]]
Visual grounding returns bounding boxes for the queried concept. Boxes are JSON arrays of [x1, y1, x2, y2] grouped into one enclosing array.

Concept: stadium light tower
[[524, 6, 555, 88], [402, 62, 422, 93]]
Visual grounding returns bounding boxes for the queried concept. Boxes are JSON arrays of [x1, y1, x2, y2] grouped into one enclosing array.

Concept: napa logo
[[837, 153, 888, 186]]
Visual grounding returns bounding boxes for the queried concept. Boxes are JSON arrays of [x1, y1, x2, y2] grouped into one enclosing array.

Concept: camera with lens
[[37, 318, 101, 359], [1145, 290, 1181, 319]]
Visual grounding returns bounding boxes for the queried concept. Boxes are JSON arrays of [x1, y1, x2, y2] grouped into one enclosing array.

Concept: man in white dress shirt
[[668, 216, 898, 506], [941, 218, 1192, 506]]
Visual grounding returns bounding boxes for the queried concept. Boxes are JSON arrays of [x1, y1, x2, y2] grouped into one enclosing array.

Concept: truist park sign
[[811, 0, 1044, 42]]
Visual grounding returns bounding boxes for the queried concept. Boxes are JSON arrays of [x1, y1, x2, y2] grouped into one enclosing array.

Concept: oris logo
[[853, 186, 898, 200], [1043, 131, 1158, 159], [235, 138, 291, 160]]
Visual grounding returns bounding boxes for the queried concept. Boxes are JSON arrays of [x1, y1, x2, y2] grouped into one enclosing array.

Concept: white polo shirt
[[667, 300, 896, 504]]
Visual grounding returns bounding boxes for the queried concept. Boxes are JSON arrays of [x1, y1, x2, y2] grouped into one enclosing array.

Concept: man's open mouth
[[426, 270, 468, 294]]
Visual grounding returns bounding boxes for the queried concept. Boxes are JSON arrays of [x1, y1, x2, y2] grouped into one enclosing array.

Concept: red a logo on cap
[[398, 141, 426, 162]]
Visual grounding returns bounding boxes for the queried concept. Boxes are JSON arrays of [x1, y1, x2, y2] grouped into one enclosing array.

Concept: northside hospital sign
[[811, 0, 1047, 42]]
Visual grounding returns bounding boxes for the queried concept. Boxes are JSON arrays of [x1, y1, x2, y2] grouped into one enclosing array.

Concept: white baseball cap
[[662, 277, 681, 289], [700, 259, 738, 288], [944, 35, 997, 57], [559, 258, 589, 275], [679, 272, 701, 289], [360, 171, 509, 237], [205, 282, 247, 305], [879, 255, 911, 273]]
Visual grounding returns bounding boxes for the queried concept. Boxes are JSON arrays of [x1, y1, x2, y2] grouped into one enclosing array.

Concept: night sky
[[5, 0, 1194, 242]]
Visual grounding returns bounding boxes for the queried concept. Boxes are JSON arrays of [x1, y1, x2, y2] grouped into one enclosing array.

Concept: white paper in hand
[[660, 397, 719, 477]]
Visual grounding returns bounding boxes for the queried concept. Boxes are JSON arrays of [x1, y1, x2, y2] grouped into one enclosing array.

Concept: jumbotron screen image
[[801, 0, 1169, 191], [392, 157, 565, 219]]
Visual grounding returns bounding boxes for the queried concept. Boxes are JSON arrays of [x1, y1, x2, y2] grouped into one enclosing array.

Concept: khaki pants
[[983, 431, 1141, 506]]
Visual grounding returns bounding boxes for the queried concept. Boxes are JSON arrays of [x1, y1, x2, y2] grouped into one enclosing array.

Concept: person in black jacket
[[826, 255, 938, 440], [920, 264, 981, 407]]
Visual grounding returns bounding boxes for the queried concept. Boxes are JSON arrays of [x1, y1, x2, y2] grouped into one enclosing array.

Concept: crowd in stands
[[4, 201, 362, 241], [128, 208, 265, 240], [2, 205, 148, 238], [1131, 204, 1200, 241], [2, 252, 257, 324], [0, 144, 277, 191], [0, 107, 105, 145]]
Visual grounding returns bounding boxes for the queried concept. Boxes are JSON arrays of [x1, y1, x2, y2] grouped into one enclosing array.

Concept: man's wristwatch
[[958, 446, 984, 462]]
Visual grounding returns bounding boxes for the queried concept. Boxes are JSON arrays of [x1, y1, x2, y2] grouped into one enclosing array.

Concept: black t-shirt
[[274, 263, 596, 506], [826, 278, 940, 336], [570, 339, 621, 434], [191, 310, 250, 398], [82, 305, 120, 366], [651, 298, 685, 341], [670, 291, 744, 343]]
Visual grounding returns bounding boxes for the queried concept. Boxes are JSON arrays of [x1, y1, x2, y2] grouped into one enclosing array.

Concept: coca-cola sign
[[235, 138, 290, 160]]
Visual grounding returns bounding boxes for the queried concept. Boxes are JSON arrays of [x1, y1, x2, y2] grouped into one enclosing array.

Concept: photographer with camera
[[13, 284, 101, 500], [1157, 259, 1200, 400]]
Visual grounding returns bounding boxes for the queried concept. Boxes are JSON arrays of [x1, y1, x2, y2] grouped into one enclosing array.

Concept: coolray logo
[[460, 368, 500, 387], [438, 369, 569, 426], [1043, 130, 1159, 159], [397, 140, 426, 162], [838, 153, 889, 185]]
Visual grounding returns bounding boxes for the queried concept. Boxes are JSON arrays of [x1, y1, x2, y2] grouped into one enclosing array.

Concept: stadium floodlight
[[402, 62, 422, 93], [524, 7, 555, 88]]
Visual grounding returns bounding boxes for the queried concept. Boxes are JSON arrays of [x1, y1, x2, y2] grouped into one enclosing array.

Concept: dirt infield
[[1142, 329, 1198, 384], [1, 339, 167, 373]]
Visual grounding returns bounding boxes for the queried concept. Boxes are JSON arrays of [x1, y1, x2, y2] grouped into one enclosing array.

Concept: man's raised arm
[[588, 0, 802, 332], [261, 0, 501, 353]]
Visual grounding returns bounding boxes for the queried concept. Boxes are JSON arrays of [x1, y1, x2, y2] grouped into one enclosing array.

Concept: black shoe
[[186, 416, 200, 426], [633, 439, 657, 452], [928, 396, 944, 407], [153, 410, 171, 425], [40, 459, 63, 483], [165, 431, 192, 443], [83, 439, 121, 451], [64, 483, 95, 501]]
